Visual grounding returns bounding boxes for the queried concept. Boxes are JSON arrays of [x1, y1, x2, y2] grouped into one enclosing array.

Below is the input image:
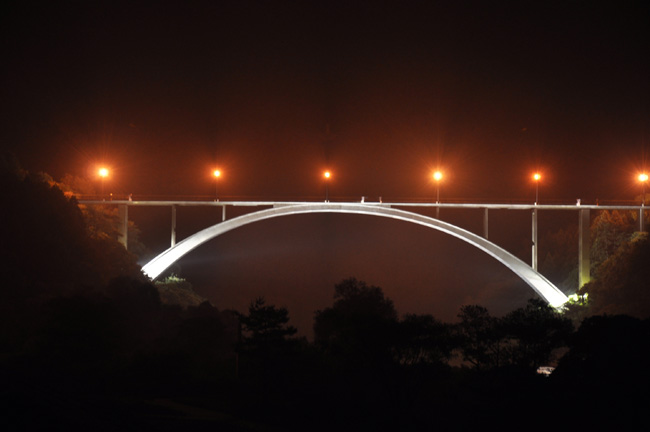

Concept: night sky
[[3, 1, 649, 333]]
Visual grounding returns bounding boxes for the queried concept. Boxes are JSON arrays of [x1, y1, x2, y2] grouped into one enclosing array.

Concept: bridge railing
[[73, 194, 645, 207]]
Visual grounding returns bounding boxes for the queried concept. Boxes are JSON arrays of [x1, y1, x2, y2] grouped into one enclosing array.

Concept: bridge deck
[[78, 200, 646, 211]]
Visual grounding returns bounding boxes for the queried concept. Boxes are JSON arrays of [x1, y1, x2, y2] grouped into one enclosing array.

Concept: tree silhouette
[[455, 305, 502, 370], [393, 313, 455, 366], [590, 209, 636, 274], [581, 233, 650, 318], [239, 297, 297, 348], [500, 298, 573, 370], [314, 278, 398, 367], [154, 274, 208, 307], [553, 314, 650, 426], [57, 173, 148, 258], [0, 164, 144, 303]]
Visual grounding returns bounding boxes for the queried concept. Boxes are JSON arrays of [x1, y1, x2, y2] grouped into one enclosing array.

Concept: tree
[[590, 209, 636, 274], [57, 173, 147, 258], [537, 209, 638, 296], [393, 313, 455, 366], [1, 167, 116, 297], [154, 274, 208, 307], [500, 298, 573, 370], [553, 314, 650, 421], [236, 297, 303, 388], [314, 278, 398, 366], [2, 165, 146, 293], [455, 305, 502, 370], [0, 162, 146, 361], [171, 302, 238, 381], [239, 297, 297, 348], [580, 233, 650, 318]]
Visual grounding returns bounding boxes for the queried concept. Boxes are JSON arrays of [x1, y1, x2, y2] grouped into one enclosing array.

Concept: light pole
[[532, 172, 541, 270], [98, 167, 109, 200], [213, 169, 221, 201], [324, 171, 331, 202], [433, 170, 443, 219]]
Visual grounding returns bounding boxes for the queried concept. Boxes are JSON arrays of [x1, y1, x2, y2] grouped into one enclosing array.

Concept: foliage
[[539, 208, 650, 320], [0, 162, 147, 360], [560, 294, 591, 326], [1, 165, 142, 298], [239, 297, 297, 347], [33, 293, 121, 367], [456, 300, 572, 371], [590, 209, 636, 274], [2, 168, 90, 296], [313, 278, 398, 366], [154, 274, 208, 307], [393, 313, 456, 366], [553, 314, 650, 422], [580, 233, 650, 318], [500, 298, 573, 369], [538, 209, 639, 295], [455, 305, 503, 370], [57, 173, 147, 258], [170, 302, 239, 380], [331, 277, 398, 321]]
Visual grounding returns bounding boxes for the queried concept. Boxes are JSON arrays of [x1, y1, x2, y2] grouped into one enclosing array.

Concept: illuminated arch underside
[[142, 203, 568, 307]]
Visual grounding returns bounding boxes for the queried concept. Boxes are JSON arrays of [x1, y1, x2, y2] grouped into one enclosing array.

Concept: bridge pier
[[531, 208, 538, 271], [640, 205, 645, 232], [171, 205, 177, 247], [579, 208, 591, 288], [483, 208, 489, 239], [117, 204, 128, 249]]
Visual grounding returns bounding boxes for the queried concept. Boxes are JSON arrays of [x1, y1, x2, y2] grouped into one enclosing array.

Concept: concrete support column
[[640, 206, 645, 232], [483, 208, 489, 239], [579, 208, 591, 288], [532, 208, 538, 271], [171, 205, 177, 247], [117, 204, 128, 249]]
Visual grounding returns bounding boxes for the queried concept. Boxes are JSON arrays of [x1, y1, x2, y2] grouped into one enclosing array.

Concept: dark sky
[[3, 1, 649, 333]]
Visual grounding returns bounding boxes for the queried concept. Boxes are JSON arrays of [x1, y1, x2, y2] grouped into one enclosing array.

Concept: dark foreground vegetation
[[2, 155, 649, 430]]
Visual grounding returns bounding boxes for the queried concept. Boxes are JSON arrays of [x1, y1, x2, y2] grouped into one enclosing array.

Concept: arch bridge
[[79, 199, 649, 308]]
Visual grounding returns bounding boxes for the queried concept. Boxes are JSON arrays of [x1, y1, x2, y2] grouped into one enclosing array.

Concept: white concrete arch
[[142, 203, 568, 307]]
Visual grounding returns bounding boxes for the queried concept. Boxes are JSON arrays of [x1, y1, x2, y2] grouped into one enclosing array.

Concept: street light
[[533, 172, 541, 204], [213, 169, 221, 201], [323, 170, 331, 202], [98, 167, 109, 200]]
